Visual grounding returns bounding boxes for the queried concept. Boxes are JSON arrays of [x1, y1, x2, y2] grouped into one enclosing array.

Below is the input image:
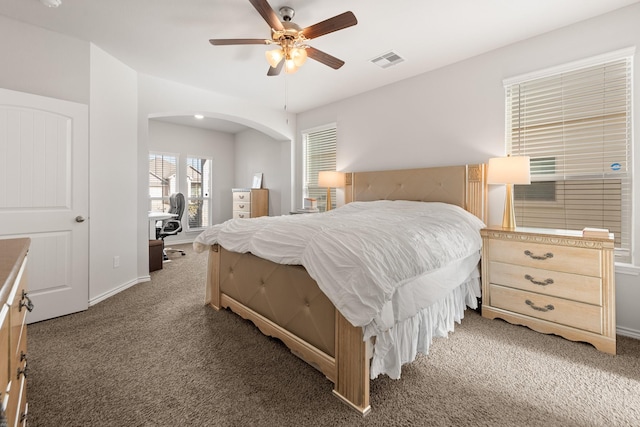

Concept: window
[[505, 49, 633, 262], [149, 153, 213, 231], [186, 156, 212, 230], [303, 124, 337, 211], [149, 153, 177, 212]]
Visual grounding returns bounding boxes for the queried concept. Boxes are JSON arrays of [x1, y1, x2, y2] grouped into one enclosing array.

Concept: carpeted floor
[[27, 243, 640, 426]]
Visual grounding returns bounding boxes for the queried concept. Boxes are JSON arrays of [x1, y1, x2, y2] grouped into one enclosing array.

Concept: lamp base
[[326, 188, 332, 211], [502, 183, 517, 230]]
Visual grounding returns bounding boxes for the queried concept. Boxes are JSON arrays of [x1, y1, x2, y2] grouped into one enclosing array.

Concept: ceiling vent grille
[[370, 51, 405, 69]]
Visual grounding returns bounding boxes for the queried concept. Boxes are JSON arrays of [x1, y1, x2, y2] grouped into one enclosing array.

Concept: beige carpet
[[27, 243, 640, 426]]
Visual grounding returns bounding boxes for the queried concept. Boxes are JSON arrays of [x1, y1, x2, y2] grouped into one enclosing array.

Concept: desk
[[148, 212, 178, 238]]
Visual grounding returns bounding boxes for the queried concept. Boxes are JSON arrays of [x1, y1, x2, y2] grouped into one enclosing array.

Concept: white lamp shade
[[318, 171, 345, 188], [487, 156, 531, 185]]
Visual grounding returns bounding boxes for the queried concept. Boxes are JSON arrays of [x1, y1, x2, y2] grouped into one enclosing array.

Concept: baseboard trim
[[89, 276, 150, 306], [617, 326, 640, 341]]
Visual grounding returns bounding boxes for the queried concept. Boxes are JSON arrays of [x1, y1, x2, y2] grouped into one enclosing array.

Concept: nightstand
[[480, 226, 616, 354], [232, 188, 269, 219]]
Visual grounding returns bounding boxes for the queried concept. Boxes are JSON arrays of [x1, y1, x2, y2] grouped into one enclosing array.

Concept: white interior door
[[0, 88, 89, 323]]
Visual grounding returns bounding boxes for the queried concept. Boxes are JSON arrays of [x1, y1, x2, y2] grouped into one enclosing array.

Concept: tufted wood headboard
[[344, 164, 487, 223]]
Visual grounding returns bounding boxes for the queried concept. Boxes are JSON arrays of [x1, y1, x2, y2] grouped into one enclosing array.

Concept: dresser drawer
[[489, 239, 601, 277], [233, 211, 251, 219], [490, 284, 602, 334], [233, 191, 251, 202], [489, 261, 602, 305], [233, 201, 251, 212]]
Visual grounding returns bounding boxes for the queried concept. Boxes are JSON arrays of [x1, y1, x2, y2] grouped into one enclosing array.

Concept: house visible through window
[[302, 124, 337, 211], [149, 153, 213, 231], [149, 153, 177, 212], [186, 156, 212, 230], [505, 49, 633, 262]]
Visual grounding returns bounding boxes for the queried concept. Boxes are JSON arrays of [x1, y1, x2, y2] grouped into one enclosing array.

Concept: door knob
[[75, 215, 86, 223]]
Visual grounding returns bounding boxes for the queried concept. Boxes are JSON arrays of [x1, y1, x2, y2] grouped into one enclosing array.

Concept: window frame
[[185, 155, 213, 232]]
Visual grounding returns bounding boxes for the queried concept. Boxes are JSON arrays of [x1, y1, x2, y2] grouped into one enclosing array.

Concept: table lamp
[[487, 155, 531, 230], [318, 171, 345, 211]]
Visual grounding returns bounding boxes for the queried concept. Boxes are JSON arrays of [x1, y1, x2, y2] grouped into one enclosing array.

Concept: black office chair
[[157, 193, 186, 258]]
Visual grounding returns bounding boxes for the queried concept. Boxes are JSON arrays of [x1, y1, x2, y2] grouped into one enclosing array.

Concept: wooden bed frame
[[204, 164, 487, 415]]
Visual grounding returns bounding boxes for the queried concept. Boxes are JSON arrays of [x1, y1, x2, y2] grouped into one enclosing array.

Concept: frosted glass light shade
[[290, 47, 308, 67], [487, 156, 531, 184], [318, 171, 345, 188], [265, 48, 284, 68]]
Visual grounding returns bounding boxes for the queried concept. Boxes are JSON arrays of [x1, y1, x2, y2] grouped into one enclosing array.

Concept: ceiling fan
[[209, 0, 358, 76]]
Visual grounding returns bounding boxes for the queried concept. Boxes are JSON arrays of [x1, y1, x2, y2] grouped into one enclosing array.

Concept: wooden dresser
[[480, 227, 616, 354], [232, 188, 269, 219], [1, 238, 32, 426]]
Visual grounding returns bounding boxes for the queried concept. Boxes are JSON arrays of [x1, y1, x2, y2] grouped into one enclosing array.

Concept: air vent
[[370, 51, 405, 69]]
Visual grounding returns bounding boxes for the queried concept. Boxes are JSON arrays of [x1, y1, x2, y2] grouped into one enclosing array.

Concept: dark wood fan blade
[[249, 0, 284, 31], [267, 60, 284, 76], [301, 11, 357, 40], [306, 47, 345, 69], [209, 39, 269, 46]]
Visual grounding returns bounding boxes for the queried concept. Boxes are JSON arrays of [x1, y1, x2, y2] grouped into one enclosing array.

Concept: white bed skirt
[[370, 276, 480, 380]]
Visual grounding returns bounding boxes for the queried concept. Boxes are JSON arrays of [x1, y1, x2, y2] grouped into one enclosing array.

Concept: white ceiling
[[2, 0, 638, 132]]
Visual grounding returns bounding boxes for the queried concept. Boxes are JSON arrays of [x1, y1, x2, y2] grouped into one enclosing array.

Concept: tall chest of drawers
[[232, 188, 269, 219], [480, 227, 616, 354], [1, 238, 32, 426]]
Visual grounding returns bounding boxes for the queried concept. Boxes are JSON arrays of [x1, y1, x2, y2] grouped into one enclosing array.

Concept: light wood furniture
[[1, 238, 32, 426], [232, 188, 269, 219], [480, 227, 616, 354], [206, 165, 487, 415]]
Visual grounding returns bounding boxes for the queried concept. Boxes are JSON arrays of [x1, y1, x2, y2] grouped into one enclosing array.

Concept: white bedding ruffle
[[370, 277, 479, 379]]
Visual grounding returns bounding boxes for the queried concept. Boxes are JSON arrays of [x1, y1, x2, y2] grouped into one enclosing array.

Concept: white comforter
[[194, 200, 484, 336]]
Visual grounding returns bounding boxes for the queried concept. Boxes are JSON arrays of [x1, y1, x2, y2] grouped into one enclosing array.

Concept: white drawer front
[[233, 202, 251, 212], [490, 284, 602, 334], [489, 261, 602, 306], [233, 211, 250, 219], [233, 191, 251, 202], [489, 239, 601, 277]]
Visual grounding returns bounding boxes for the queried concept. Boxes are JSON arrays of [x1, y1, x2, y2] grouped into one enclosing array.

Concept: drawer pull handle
[[524, 250, 554, 261], [238, 204, 245, 209], [524, 274, 554, 286], [238, 214, 245, 218], [17, 362, 29, 379], [239, 195, 245, 199], [525, 299, 554, 312], [20, 290, 34, 312]]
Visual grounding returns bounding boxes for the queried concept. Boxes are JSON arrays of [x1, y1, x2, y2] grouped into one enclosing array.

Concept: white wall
[[148, 120, 235, 233], [89, 45, 139, 303], [296, 3, 640, 336], [234, 128, 291, 216], [0, 15, 89, 104]]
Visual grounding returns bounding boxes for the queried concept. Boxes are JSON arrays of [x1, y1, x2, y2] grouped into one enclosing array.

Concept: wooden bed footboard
[[206, 244, 372, 414]]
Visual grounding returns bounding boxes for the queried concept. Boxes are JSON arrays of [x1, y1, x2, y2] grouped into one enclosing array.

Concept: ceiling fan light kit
[[209, 0, 357, 76]]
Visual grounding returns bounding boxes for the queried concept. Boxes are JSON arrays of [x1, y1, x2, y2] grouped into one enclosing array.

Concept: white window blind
[[505, 52, 632, 262], [303, 125, 337, 211]]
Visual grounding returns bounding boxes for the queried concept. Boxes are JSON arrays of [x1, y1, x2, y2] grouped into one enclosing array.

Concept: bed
[[194, 164, 487, 415]]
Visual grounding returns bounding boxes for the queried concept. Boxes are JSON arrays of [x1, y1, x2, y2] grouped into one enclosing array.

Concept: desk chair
[[157, 193, 186, 258]]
